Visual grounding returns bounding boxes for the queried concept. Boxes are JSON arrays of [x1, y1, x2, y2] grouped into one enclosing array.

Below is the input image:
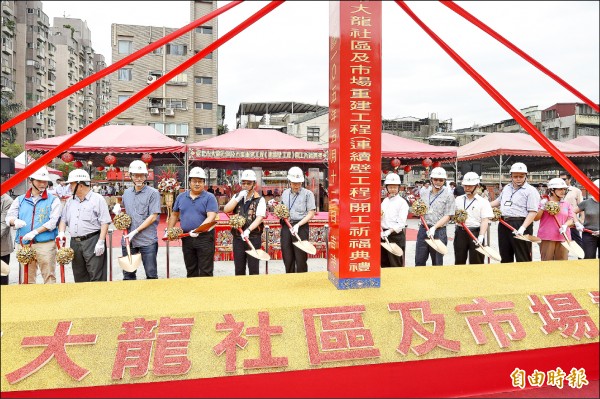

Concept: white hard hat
[[547, 177, 568, 189], [30, 166, 52, 182], [189, 167, 206, 179], [240, 169, 257, 182], [384, 173, 401, 185], [594, 179, 599, 188], [129, 160, 148, 174], [66, 168, 90, 183], [510, 162, 528, 174], [462, 172, 480, 186], [430, 167, 447, 179], [287, 166, 304, 183]]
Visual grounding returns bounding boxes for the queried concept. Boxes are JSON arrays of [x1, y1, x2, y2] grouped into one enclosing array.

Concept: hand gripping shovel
[[419, 216, 448, 255], [551, 216, 585, 259], [118, 236, 142, 273], [380, 227, 403, 257], [161, 221, 218, 241], [498, 218, 541, 243], [459, 223, 501, 262], [237, 228, 270, 261], [283, 218, 317, 255], [55, 236, 67, 283]]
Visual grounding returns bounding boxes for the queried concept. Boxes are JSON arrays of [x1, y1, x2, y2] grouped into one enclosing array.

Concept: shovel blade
[[381, 241, 403, 257], [246, 249, 271, 261], [425, 238, 448, 255], [476, 246, 502, 262], [562, 241, 585, 259], [293, 240, 317, 255], [118, 253, 142, 272]]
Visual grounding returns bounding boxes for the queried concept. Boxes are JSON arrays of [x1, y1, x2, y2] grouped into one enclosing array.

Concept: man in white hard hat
[[559, 171, 584, 249], [454, 172, 494, 265], [113, 160, 161, 280], [5, 166, 61, 283], [168, 167, 218, 277], [572, 178, 599, 259], [381, 173, 409, 267], [1, 190, 14, 285], [58, 169, 112, 282], [490, 162, 540, 263], [280, 166, 316, 273], [415, 166, 455, 266], [224, 169, 266, 275]]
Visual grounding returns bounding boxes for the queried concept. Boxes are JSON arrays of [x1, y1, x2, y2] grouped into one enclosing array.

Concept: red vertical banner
[[328, 1, 382, 289]]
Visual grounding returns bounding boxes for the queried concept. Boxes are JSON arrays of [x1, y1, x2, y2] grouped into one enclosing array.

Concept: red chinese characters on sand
[[388, 301, 461, 356], [590, 291, 599, 305], [455, 297, 526, 348], [5, 321, 97, 384], [213, 312, 288, 372], [303, 305, 380, 365], [111, 317, 194, 380], [529, 292, 599, 340]]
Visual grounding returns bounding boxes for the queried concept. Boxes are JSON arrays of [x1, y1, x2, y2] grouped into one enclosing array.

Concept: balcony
[[0, 76, 15, 93], [575, 114, 600, 126], [1, 39, 13, 54], [2, 1, 14, 16]]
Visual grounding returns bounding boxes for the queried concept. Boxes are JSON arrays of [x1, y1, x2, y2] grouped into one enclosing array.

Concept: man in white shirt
[[560, 172, 584, 248], [454, 172, 494, 265], [381, 173, 409, 267]]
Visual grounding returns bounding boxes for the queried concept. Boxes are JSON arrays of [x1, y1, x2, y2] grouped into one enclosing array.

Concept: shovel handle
[[551, 215, 572, 242], [284, 218, 303, 241], [583, 228, 597, 234], [419, 216, 430, 231], [460, 223, 480, 243], [237, 227, 256, 251], [498, 218, 517, 231]]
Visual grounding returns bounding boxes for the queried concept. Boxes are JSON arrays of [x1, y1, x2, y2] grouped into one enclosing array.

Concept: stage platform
[[1, 260, 598, 397]]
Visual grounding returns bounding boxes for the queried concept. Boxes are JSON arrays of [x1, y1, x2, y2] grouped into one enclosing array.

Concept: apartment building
[[541, 102, 599, 140], [110, 1, 218, 144]]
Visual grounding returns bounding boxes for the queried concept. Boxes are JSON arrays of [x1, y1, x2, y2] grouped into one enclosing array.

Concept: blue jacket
[[15, 189, 58, 244]]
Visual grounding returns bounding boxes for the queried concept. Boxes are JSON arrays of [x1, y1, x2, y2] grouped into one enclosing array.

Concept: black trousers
[[454, 227, 484, 265], [71, 234, 107, 282], [182, 231, 215, 277], [498, 217, 532, 263], [381, 230, 406, 267], [281, 222, 309, 273], [233, 235, 261, 275], [1, 254, 9, 285], [582, 231, 599, 259], [570, 227, 583, 248]]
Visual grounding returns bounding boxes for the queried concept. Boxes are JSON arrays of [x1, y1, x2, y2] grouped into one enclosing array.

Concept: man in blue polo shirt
[[168, 167, 218, 277]]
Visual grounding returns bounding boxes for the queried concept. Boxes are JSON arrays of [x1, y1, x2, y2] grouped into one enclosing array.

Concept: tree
[[1, 90, 22, 147], [217, 124, 229, 136], [0, 142, 23, 159]]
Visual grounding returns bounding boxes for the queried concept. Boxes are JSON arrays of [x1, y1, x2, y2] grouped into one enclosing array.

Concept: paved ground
[[6, 218, 565, 285]]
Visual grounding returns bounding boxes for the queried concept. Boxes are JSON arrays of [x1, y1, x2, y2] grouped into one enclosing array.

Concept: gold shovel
[[552, 216, 585, 259], [237, 228, 271, 261], [419, 216, 448, 255], [380, 228, 403, 257], [498, 218, 541, 243], [460, 223, 502, 262], [284, 218, 317, 255], [118, 236, 142, 273]]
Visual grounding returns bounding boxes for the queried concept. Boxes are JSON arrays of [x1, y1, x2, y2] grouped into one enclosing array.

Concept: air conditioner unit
[[147, 75, 158, 84], [178, 137, 186, 143], [164, 108, 175, 116], [150, 107, 159, 115]]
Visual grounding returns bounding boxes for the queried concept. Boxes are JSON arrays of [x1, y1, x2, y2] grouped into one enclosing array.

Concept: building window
[[195, 102, 213, 110], [152, 47, 162, 55], [167, 44, 187, 56], [167, 99, 187, 110], [118, 95, 131, 105], [118, 68, 132, 81], [118, 40, 133, 54], [195, 127, 213, 135], [195, 26, 213, 34], [149, 123, 189, 136], [307, 126, 320, 142], [194, 76, 213, 85]]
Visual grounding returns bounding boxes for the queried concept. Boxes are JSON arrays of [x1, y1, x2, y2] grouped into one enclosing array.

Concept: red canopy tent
[[566, 135, 599, 150], [24, 125, 187, 166], [381, 132, 457, 162], [188, 128, 327, 170]]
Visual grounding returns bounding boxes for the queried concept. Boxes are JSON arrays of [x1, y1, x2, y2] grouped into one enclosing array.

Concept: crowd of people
[[1, 160, 598, 285]]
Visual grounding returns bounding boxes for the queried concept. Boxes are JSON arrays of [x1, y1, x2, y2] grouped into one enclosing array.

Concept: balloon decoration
[[61, 152, 74, 163], [263, 170, 270, 176], [141, 153, 153, 165], [403, 165, 412, 173], [73, 160, 83, 168], [96, 166, 105, 172], [390, 158, 401, 168], [422, 158, 433, 168], [432, 161, 442, 168]]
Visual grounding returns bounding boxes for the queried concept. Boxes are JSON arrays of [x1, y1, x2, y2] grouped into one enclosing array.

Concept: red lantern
[[96, 166, 105, 172], [104, 154, 117, 166], [432, 161, 442, 168], [305, 170, 310, 177], [382, 170, 388, 175], [403, 165, 412, 173], [73, 160, 83, 168], [263, 170, 270, 176], [422, 158, 433, 168], [61, 152, 74, 163], [141, 153, 153, 164], [226, 170, 232, 176], [115, 167, 121, 173], [390, 158, 401, 168]]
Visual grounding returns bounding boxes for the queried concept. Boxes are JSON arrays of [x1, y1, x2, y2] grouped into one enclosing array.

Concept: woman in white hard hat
[[168, 167, 218, 277], [490, 162, 540, 263], [381, 173, 409, 267], [534, 177, 576, 261], [571, 178, 599, 259], [280, 166, 316, 273], [115, 160, 161, 280], [5, 166, 62, 284], [454, 172, 494, 265], [58, 168, 112, 282], [415, 167, 455, 266], [224, 169, 266, 275]]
